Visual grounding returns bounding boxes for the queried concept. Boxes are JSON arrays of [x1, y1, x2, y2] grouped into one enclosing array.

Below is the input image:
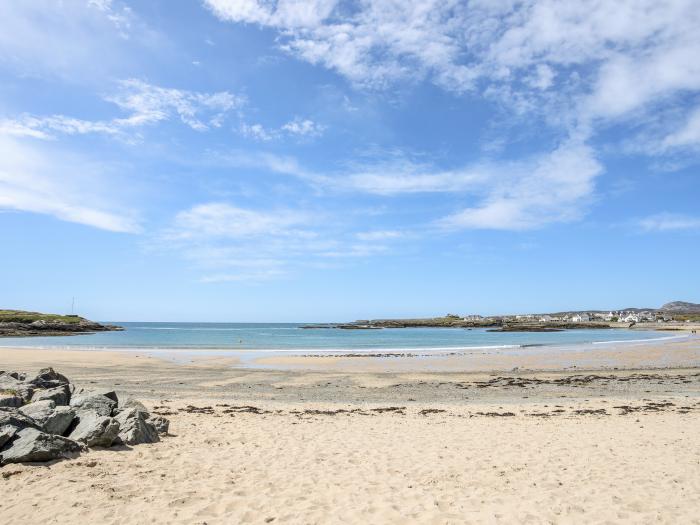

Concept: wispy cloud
[[157, 201, 400, 281], [639, 213, 700, 232], [239, 117, 326, 141], [0, 136, 140, 233], [206, 0, 700, 162], [210, 140, 602, 230], [0, 79, 244, 141]]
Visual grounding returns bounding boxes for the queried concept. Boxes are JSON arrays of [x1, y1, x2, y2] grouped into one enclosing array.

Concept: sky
[[0, 0, 699, 322]]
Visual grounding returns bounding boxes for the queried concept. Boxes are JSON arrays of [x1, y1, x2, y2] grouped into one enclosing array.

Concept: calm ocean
[[0, 322, 683, 353]]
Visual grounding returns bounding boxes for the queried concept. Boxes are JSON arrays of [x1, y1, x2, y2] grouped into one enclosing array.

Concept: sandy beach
[[1, 342, 700, 524]]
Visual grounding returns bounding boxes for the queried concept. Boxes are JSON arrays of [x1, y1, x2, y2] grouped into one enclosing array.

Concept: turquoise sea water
[[0, 322, 685, 353]]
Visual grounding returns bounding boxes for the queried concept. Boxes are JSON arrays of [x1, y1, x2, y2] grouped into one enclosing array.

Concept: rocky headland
[[0, 309, 122, 337]]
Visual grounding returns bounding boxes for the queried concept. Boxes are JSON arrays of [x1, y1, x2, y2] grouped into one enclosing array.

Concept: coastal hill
[[0, 310, 122, 337], [660, 301, 700, 313]]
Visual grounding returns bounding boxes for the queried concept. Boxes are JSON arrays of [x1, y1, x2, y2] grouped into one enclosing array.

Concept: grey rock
[[68, 411, 120, 447], [0, 408, 40, 431], [114, 397, 149, 417], [0, 373, 33, 402], [74, 387, 118, 403], [114, 408, 159, 445], [27, 367, 70, 389], [19, 399, 56, 424], [70, 392, 117, 416], [0, 392, 22, 408], [0, 427, 82, 465], [149, 415, 170, 435], [43, 406, 76, 436], [31, 384, 71, 405], [0, 425, 17, 448]]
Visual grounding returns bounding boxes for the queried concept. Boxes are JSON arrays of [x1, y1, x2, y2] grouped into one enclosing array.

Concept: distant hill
[[660, 301, 700, 313]]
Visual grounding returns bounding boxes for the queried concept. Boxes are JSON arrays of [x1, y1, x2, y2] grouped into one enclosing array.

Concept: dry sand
[[1, 345, 700, 524]]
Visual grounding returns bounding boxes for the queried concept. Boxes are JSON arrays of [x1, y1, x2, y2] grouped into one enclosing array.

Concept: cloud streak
[[0, 136, 140, 233]]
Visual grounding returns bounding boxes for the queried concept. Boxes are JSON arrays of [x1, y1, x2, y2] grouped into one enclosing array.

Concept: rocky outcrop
[[0, 309, 123, 338], [0, 368, 169, 466]]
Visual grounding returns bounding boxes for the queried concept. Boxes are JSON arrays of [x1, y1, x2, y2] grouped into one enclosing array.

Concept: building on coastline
[[619, 313, 640, 323], [539, 314, 554, 322], [571, 313, 591, 323], [462, 315, 483, 321]]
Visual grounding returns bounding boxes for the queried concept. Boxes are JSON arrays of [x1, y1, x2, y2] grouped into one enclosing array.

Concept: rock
[[70, 391, 117, 416], [0, 373, 33, 402], [114, 397, 149, 417], [149, 415, 170, 435], [0, 408, 40, 431], [31, 384, 71, 405], [114, 408, 159, 445], [27, 367, 70, 389], [0, 425, 17, 448], [0, 392, 22, 408], [68, 411, 120, 447], [74, 388, 118, 403], [43, 406, 76, 436], [0, 427, 82, 465], [19, 399, 56, 424]]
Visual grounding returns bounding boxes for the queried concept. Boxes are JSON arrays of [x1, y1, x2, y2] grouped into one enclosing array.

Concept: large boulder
[[26, 367, 70, 389], [114, 408, 159, 445], [16, 400, 77, 436], [19, 399, 56, 424], [0, 427, 82, 465], [0, 408, 40, 432], [31, 384, 71, 406], [43, 406, 76, 436], [114, 396, 149, 416], [70, 391, 116, 416], [68, 411, 120, 447]]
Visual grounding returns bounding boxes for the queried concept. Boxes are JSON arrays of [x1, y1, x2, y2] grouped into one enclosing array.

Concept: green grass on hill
[[0, 310, 83, 324]]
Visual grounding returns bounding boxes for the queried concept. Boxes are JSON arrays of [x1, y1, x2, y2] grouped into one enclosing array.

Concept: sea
[[0, 322, 687, 358]]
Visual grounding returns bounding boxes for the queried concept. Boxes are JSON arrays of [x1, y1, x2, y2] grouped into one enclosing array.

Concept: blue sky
[[1, 0, 699, 322]]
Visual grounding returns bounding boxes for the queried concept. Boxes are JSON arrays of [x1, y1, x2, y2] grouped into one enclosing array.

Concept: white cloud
[[660, 107, 700, 151], [639, 213, 700, 232], [158, 200, 399, 281], [439, 141, 602, 230], [281, 117, 326, 137], [205, 0, 700, 154], [0, 79, 244, 140], [0, 136, 140, 233], [211, 141, 602, 230], [238, 117, 326, 141], [167, 203, 310, 240], [355, 230, 405, 241]]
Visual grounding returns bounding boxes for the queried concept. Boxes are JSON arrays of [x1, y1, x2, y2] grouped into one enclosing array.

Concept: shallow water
[[0, 322, 681, 353]]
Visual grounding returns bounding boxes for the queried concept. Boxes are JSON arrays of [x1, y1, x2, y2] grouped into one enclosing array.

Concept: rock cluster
[[0, 368, 168, 465]]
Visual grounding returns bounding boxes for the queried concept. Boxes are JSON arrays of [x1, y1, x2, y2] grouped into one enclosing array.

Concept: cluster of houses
[[463, 311, 674, 324]]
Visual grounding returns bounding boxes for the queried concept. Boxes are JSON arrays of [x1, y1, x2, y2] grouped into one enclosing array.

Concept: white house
[[620, 313, 640, 323], [463, 315, 483, 321], [571, 313, 590, 323], [539, 315, 553, 322]]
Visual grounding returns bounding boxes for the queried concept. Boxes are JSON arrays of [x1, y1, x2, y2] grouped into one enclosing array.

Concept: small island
[[0, 310, 122, 337]]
